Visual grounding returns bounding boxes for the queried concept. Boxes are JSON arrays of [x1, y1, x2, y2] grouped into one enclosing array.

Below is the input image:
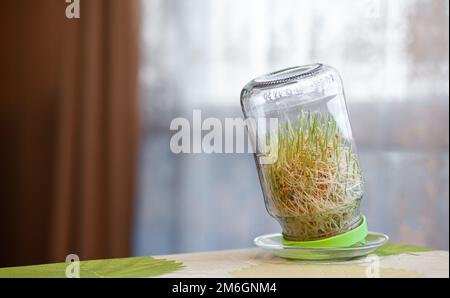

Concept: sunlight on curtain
[[135, 0, 449, 255]]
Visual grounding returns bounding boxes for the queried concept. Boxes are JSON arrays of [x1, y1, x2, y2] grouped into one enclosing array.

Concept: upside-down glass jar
[[241, 64, 366, 245]]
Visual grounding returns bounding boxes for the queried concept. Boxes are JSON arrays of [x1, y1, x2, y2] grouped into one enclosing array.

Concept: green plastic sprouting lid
[[282, 216, 368, 247]]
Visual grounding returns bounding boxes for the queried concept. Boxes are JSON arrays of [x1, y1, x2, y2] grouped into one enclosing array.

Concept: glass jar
[[241, 64, 365, 242]]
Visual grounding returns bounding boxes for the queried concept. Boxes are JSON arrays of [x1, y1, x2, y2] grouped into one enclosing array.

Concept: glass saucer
[[254, 232, 389, 260]]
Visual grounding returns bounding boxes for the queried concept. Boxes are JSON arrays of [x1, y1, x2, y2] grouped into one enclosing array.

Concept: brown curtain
[[0, 0, 139, 267]]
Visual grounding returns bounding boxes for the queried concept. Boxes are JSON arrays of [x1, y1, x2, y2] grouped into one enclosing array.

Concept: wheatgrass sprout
[[262, 112, 364, 241]]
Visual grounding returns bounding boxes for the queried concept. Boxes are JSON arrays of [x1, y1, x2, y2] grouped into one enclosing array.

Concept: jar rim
[[252, 63, 323, 88]]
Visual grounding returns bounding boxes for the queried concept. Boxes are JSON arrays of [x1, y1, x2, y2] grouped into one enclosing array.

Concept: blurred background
[[0, 0, 448, 267]]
